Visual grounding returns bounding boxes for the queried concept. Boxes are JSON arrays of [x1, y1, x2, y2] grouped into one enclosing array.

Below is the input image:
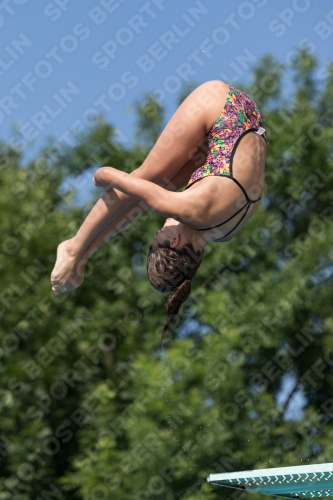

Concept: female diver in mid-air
[[51, 80, 266, 345]]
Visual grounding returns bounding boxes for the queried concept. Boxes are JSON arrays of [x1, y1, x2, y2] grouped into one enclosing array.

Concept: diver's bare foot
[[51, 240, 82, 294], [59, 264, 85, 293]]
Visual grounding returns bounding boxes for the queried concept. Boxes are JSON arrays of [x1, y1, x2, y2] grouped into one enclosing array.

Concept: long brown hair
[[147, 240, 203, 347]]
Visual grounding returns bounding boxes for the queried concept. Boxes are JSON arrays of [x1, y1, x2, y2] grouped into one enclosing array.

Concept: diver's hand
[[93, 167, 117, 188]]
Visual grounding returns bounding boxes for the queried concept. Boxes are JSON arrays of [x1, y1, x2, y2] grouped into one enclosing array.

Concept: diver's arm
[[93, 167, 188, 219]]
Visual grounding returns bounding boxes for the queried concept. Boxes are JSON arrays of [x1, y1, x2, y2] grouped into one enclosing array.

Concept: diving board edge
[[207, 462, 333, 499]]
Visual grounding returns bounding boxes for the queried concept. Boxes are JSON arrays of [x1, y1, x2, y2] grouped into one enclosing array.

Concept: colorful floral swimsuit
[[185, 85, 267, 241]]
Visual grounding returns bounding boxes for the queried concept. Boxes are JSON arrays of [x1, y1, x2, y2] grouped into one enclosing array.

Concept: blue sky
[[1, 0, 332, 161]]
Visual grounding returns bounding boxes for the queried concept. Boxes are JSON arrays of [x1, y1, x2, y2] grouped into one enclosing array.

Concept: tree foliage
[[1, 51, 333, 499], [133, 94, 165, 148]]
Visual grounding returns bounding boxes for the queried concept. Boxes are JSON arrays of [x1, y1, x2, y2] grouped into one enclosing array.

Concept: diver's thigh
[[133, 81, 228, 184], [163, 139, 209, 191]]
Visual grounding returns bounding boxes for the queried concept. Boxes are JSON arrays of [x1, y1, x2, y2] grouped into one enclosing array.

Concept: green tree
[[133, 93, 165, 147]]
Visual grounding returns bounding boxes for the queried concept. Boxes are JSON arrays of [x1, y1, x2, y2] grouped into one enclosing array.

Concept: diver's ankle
[[65, 238, 83, 259]]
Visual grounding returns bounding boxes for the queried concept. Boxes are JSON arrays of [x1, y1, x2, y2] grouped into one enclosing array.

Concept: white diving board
[[207, 463, 333, 498]]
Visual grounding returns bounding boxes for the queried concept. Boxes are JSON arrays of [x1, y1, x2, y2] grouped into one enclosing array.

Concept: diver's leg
[[51, 81, 228, 291], [51, 154, 205, 294], [68, 81, 227, 256], [132, 80, 228, 185]]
